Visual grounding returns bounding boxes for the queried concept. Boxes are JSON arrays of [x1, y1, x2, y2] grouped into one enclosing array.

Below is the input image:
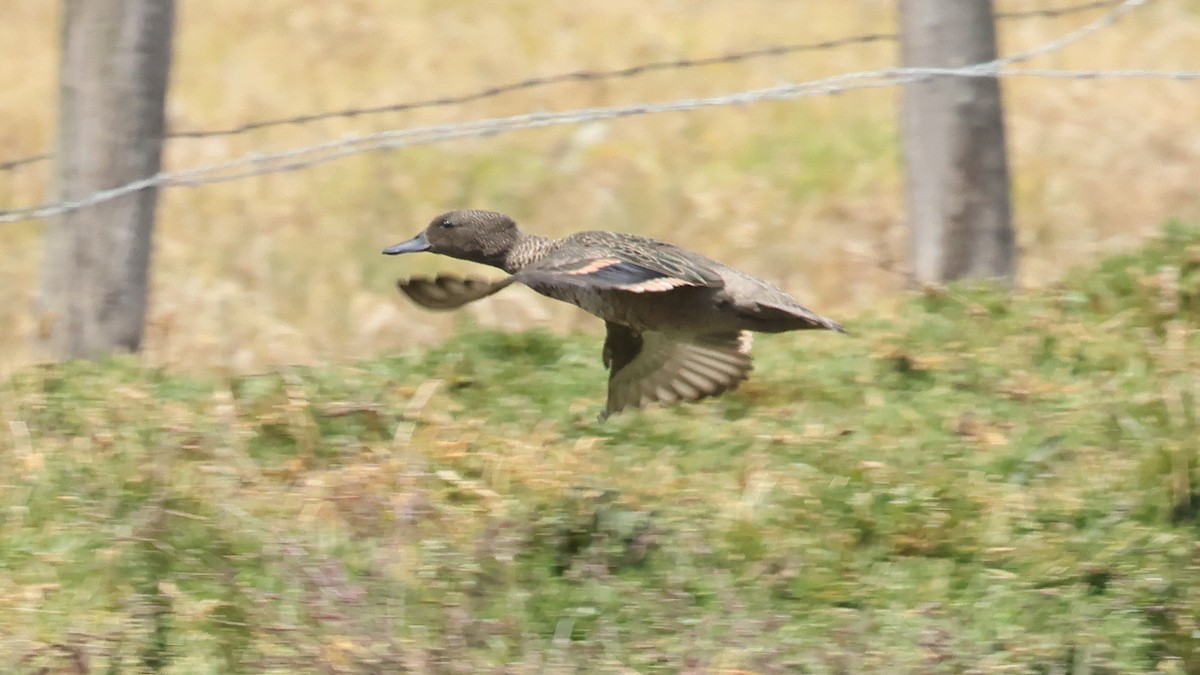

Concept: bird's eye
[[438, 219, 456, 229]]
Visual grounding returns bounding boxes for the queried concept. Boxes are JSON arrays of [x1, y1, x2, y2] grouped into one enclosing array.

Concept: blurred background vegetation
[[2, 0, 1198, 376], [2, 1, 1200, 672]]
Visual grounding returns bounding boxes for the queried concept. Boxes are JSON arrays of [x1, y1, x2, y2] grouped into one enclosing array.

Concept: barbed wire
[[0, 0, 1125, 173], [995, 0, 1120, 19], [0, 33, 896, 174], [140, 0, 1132, 140], [158, 0, 1151, 188], [167, 68, 1198, 188], [170, 35, 899, 141], [0, 0, 1175, 225]]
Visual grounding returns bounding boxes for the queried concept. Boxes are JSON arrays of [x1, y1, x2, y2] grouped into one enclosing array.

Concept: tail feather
[[737, 301, 847, 334]]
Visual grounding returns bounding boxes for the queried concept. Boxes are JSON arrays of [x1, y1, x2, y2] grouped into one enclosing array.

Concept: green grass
[[2, 223, 1200, 673]]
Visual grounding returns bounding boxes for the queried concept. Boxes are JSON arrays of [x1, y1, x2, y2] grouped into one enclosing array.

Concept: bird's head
[[382, 209, 520, 268]]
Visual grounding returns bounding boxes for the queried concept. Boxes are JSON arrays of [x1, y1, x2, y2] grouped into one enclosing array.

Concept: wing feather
[[397, 274, 516, 310], [602, 325, 753, 417], [517, 232, 725, 294]]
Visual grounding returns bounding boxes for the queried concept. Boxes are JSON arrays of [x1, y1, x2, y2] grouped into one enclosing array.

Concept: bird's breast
[[533, 285, 617, 320]]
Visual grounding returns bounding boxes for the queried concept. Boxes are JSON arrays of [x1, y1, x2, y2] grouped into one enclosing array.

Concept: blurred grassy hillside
[[1, 0, 1199, 377], [1, 224, 1198, 672]]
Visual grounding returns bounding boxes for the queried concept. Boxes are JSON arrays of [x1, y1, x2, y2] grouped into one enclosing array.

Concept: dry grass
[[2, 0, 1199, 378]]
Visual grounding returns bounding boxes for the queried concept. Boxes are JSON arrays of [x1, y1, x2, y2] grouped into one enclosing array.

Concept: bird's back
[[518, 230, 842, 334]]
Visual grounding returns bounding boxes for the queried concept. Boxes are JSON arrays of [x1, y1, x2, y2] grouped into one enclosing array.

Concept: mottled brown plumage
[[384, 209, 845, 417]]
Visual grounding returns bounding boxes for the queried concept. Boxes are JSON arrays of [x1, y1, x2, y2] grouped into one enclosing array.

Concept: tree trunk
[[899, 0, 1015, 284], [38, 0, 175, 358]]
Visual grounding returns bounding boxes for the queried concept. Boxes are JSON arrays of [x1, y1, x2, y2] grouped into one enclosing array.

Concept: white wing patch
[[622, 277, 697, 293], [562, 257, 624, 275]]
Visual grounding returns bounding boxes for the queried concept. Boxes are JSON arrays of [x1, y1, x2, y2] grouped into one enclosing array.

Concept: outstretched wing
[[516, 232, 724, 294], [602, 322, 753, 417], [397, 274, 516, 310]]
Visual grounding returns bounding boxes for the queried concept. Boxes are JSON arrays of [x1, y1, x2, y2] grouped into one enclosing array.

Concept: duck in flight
[[384, 209, 845, 418]]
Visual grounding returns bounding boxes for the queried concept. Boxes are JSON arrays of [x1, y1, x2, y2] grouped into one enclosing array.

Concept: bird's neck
[[501, 233, 555, 273]]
